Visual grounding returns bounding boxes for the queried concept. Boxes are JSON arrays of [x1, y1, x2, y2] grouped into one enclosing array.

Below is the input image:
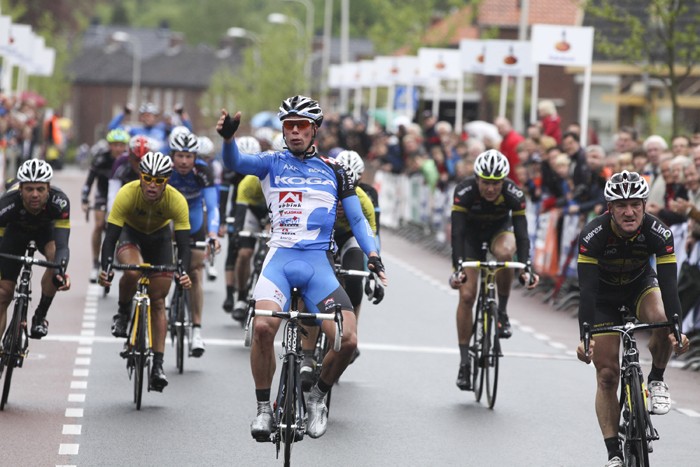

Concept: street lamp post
[[268, 12, 310, 96], [281, 0, 314, 95], [227, 27, 261, 67], [112, 31, 142, 109]]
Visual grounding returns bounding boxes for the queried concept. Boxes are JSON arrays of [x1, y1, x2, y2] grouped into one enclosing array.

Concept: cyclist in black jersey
[[449, 149, 539, 391], [82, 129, 128, 282], [0, 160, 71, 339], [575, 170, 690, 467]]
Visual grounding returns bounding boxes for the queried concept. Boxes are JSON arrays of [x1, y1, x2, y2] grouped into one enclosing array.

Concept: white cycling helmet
[[139, 151, 173, 177], [170, 131, 199, 153], [17, 159, 53, 183], [336, 150, 365, 183], [278, 95, 324, 127], [197, 136, 215, 157], [604, 170, 649, 202], [253, 127, 275, 145], [237, 136, 261, 155], [473, 149, 510, 180], [139, 102, 159, 115], [271, 133, 286, 152]]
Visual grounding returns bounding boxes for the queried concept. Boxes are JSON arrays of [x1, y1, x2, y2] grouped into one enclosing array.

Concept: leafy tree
[[585, 0, 700, 135]]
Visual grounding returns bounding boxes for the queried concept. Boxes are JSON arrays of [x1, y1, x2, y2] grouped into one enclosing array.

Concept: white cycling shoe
[[604, 456, 623, 467], [306, 386, 328, 439], [191, 331, 205, 358], [648, 380, 671, 414]]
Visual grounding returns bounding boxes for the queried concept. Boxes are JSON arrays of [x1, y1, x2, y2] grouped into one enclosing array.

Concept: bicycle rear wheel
[[134, 301, 148, 410], [283, 355, 298, 467], [484, 303, 500, 409], [1, 299, 25, 410], [173, 289, 186, 374], [471, 298, 486, 402], [623, 371, 650, 467]]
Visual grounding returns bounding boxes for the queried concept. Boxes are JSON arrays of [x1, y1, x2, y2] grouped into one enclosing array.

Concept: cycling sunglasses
[[141, 174, 169, 185], [282, 119, 314, 131]]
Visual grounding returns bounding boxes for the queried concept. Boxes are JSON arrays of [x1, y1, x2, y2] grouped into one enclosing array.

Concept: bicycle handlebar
[[248, 306, 344, 352], [582, 314, 683, 357], [237, 230, 272, 239], [110, 262, 179, 273], [0, 252, 64, 270], [460, 260, 527, 270]]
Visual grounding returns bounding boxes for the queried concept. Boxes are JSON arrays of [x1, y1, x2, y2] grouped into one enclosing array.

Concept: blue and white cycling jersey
[[222, 140, 376, 255], [168, 159, 220, 235]]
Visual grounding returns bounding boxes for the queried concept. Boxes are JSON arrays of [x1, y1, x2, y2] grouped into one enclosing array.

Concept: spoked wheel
[[471, 302, 485, 402], [282, 356, 298, 467], [624, 374, 650, 467], [174, 290, 186, 374], [1, 303, 24, 411], [484, 304, 500, 409], [134, 302, 148, 410]]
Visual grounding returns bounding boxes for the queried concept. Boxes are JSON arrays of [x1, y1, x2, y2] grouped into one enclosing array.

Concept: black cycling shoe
[[149, 363, 168, 392], [498, 314, 513, 339], [30, 315, 49, 339], [111, 313, 129, 338], [222, 295, 234, 313], [456, 364, 472, 391]]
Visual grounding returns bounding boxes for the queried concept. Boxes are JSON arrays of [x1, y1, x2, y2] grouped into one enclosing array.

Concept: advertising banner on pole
[[531, 25, 594, 67], [459, 39, 485, 74], [483, 39, 534, 77]]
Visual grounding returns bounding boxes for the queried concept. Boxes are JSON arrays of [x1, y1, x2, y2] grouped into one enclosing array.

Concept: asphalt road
[[1, 167, 698, 467]]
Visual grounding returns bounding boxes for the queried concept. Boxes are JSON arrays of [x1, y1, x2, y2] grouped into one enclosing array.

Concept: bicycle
[[167, 241, 207, 374], [0, 241, 65, 410], [234, 230, 271, 323], [243, 288, 344, 467], [583, 312, 683, 467], [459, 242, 529, 409], [106, 259, 178, 410]]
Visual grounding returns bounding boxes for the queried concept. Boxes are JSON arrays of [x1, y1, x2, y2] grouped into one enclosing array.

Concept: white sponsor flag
[[417, 47, 462, 81], [0, 16, 12, 52], [483, 39, 534, 77], [9, 24, 33, 65], [531, 24, 594, 67], [328, 64, 342, 89], [459, 39, 486, 74]]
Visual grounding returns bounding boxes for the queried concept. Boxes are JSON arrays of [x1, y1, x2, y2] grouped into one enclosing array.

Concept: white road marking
[[74, 358, 90, 366], [72, 369, 89, 377], [675, 408, 700, 417], [62, 425, 82, 435], [65, 408, 84, 418], [68, 394, 86, 403], [58, 444, 79, 455], [70, 381, 88, 389]]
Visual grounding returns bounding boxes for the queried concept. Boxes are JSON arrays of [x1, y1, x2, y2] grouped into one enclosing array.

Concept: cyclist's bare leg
[[318, 309, 357, 384], [147, 275, 172, 354], [491, 232, 516, 299], [116, 246, 142, 303], [250, 300, 283, 388], [235, 247, 253, 293], [591, 334, 622, 439], [638, 290, 673, 369], [189, 249, 205, 326], [456, 268, 479, 345], [0, 280, 15, 332], [38, 241, 61, 299], [91, 210, 106, 267]]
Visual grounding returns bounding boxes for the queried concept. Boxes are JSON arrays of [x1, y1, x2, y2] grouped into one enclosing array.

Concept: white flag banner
[[531, 24, 594, 67], [459, 39, 486, 74], [483, 39, 534, 77], [9, 24, 33, 65], [0, 16, 11, 51], [392, 56, 424, 86], [418, 48, 462, 81], [26, 35, 45, 75], [373, 56, 399, 86], [36, 47, 55, 77], [358, 60, 379, 87], [339, 61, 360, 89], [328, 64, 342, 89]]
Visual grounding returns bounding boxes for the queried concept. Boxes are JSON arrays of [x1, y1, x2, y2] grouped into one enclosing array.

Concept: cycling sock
[[238, 288, 249, 302], [256, 388, 271, 402], [117, 301, 131, 315], [317, 378, 332, 394], [193, 324, 201, 328], [459, 344, 471, 366], [153, 352, 164, 365], [226, 285, 235, 298], [34, 294, 54, 319], [648, 364, 665, 383], [498, 294, 509, 315], [604, 436, 622, 460], [92, 259, 99, 268]]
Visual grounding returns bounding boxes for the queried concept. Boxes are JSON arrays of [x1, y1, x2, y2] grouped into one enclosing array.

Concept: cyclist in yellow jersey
[[98, 151, 192, 392], [230, 174, 270, 320]]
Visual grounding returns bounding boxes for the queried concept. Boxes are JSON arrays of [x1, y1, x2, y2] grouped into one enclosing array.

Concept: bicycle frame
[[583, 314, 683, 467]]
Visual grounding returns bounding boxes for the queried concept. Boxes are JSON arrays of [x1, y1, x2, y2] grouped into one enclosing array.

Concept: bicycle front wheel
[[624, 371, 650, 467], [1, 299, 25, 410], [173, 289, 186, 374], [471, 299, 486, 402], [484, 303, 500, 409], [283, 355, 298, 467], [134, 301, 148, 410]]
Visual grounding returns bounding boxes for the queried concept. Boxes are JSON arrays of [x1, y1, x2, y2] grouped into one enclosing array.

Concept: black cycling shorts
[[460, 217, 514, 261], [0, 224, 54, 282], [117, 224, 174, 267], [592, 269, 660, 330]]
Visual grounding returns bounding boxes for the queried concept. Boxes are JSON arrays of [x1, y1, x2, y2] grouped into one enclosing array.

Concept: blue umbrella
[[251, 111, 282, 130]]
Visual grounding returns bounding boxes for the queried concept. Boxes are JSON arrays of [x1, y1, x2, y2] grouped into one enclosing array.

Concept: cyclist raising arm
[[98, 152, 192, 392], [0, 160, 71, 338], [449, 150, 538, 391], [574, 171, 690, 467], [168, 130, 221, 356], [217, 95, 387, 440]]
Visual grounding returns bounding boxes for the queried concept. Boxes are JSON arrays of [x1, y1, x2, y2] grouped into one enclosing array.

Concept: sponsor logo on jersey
[[282, 164, 300, 172], [507, 183, 523, 198], [0, 202, 15, 217], [665, 245, 674, 253], [52, 195, 68, 210], [604, 248, 617, 256], [274, 175, 334, 186], [579, 244, 588, 253], [583, 224, 603, 243], [651, 220, 671, 240], [323, 297, 336, 311], [279, 191, 302, 206], [307, 167, 325, 173], [279, 216, 300, 227]]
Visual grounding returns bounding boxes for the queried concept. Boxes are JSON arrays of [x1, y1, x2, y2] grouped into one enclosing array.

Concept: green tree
[[585, 0, 700, 135]]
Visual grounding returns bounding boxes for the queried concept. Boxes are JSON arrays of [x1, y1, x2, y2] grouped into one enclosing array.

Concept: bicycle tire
[[485, 303, 500, 409], [1, 298, 25, 410], [134, 301, 148, 410], [471, 296, 486, 402], [283, 353, 297, 467], [174, 289, 185, 374], [624, 371, 650, 467]]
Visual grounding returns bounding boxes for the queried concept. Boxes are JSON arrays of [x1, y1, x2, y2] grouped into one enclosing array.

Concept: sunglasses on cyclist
[[282, 119, 314, 131], [141, 174, 169, 185]]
